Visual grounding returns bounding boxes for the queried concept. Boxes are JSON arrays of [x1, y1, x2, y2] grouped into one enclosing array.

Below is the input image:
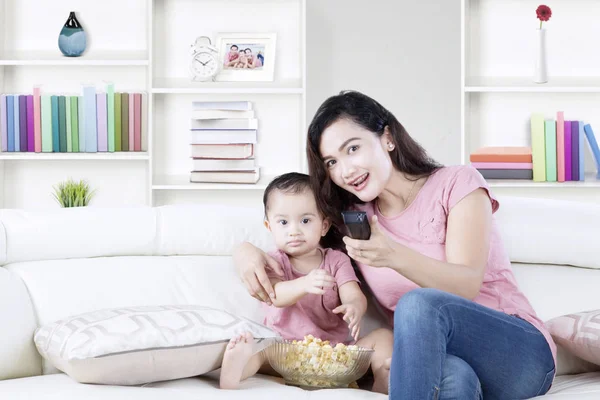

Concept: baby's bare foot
[[219, 332, 255, 390], [371, 357, 392, 394]]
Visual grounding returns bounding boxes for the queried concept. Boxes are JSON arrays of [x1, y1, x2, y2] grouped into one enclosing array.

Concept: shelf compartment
[[152, 78, 303, 94], [0, 51, 149, 66], [465, 77, 600, 93]]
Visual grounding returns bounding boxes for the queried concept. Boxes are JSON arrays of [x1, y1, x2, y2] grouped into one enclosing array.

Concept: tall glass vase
[[58, 11, 87, 57], [534, 28, 548, 84]]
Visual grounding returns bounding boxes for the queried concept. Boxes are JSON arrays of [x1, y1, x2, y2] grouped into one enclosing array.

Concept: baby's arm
[[270, 269, 335, 308], [335, 282, 367, 341]]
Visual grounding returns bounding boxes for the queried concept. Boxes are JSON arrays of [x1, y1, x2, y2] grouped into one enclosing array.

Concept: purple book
[[96, 93, 107, 152], [0, 95, 6, 152], [26, 95, 34, 152], [571, 121, 579, 181], [19, 95, 27, 151], [564, 121, 572, 181]]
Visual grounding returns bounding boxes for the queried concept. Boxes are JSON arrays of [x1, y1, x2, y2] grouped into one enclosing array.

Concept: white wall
[[306, 0, 461, 166]]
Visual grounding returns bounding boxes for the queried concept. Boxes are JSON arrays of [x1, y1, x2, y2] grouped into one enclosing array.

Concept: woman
[[234, 90, 556, 399]]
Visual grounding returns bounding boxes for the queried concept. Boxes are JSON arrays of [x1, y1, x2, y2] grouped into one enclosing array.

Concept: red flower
[[536, 5, 552, 22]]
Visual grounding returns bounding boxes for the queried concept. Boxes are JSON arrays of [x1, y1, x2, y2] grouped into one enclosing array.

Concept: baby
[[220, 172, 393, 394]]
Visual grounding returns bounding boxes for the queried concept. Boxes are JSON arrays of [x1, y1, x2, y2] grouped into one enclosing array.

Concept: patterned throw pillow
[[546, 309, 600, 368], [34, 305, 279, 385]]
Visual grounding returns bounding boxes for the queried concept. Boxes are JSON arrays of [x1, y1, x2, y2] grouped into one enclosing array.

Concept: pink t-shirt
[[355, 165, 557, 367], [263, 248, 359, 345]]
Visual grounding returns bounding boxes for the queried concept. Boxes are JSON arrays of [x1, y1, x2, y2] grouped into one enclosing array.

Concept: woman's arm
[[233, 242, 284, 305], [344, 189, 491, 300]]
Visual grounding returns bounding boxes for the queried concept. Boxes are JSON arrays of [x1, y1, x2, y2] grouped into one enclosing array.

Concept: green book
[[70, 96, 79, 152], [41, 95, 53, 152], [114, 92, 122, 151], [58, 96, 67, 152], [65, 96, 72, 152], [121, 93, 129, 151], [530, 113, 546, 182], [107, 83, 115, 152], [545, 119, 557, 182]]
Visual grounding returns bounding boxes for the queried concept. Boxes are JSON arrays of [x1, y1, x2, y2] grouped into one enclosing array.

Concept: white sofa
[[1, 195, 600, 399]]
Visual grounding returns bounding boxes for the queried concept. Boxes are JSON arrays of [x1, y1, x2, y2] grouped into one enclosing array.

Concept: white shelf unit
[[461, 0, 600, 190], [0, 0, 306, 209]]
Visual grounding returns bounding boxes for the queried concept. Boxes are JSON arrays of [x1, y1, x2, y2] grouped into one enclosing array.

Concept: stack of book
[[470, 146, 533, 179], [0, 83, 147, 153], [189, 101, 259, 183]]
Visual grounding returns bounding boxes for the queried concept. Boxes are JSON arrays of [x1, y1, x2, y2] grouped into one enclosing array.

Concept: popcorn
[[279, 335, 362, 388]]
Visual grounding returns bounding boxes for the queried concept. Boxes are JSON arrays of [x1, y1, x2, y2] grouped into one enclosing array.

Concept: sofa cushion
[[6, 255, 265, 374], [155, 204, 275, 256], [34, 305, 278, 385], [0, 207, 156, 266], [495, 196, 600, 270], [546, 310, 600, 369], [0, 268, 41, 380]]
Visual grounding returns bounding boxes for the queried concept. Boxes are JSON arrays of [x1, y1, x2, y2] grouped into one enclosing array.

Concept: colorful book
[[26, 95, 34, 152], [544, 119, 557, 182], [51, 96, 59, 153], [571, 121, 579, 181], [470, 162, 533, 169], [190, 118, 258, 130], [78, 95, 85, 152], [83, 86, 97, 152], [14, 95, 20, 151], [564, 121, 572, 181], [530, 113, 546, 181], [96, 92, 107, 152], [41, 95, 52, 152], [190, 143, 254, 159], [191, 101, 253, 111], [121, 93, 129, 151], [556, 112, 565, 182], [107, 83, 115, 152], [65, 96, 72, 152], [33, 86, 42, 153], [19, 95, 27, 152], [70, 96, 78, 152], [0, 95, 6, 152], [477, 169, 533, 180], [141, 92, 147, 151], [7, 96, 14, 152], [190, 168, 260, 184], [58, 96, 67, 152], [134, 93, 141, 151], [114, 92, 121, 151], [129, 92, 134, 151], [578, 121, 585, 181]]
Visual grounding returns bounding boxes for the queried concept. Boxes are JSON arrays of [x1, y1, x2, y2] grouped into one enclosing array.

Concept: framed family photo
[[215, 32, 277, 82]]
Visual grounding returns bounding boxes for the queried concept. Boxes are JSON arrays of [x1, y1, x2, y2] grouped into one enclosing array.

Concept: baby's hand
[[333, 303, 363, 342], [302, 269, 335, 295]]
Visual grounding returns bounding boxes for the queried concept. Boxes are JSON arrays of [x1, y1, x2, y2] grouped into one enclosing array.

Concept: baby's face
[[265, 189, 329, 257]]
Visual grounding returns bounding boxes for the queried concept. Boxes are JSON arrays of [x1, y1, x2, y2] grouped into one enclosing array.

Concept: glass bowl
[[265, 338, 374, 389]]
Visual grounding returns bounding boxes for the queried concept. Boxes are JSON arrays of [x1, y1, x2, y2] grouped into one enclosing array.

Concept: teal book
[[51, 96, 59, 152], [544, 119, 557, 182], [65, 96, 72, 152], [41, 95, 53, 152], [70, 96, 79, 152], [58, 96, 67, 152]]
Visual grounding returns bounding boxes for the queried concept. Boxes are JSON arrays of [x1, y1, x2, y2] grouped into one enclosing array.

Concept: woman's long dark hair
[[307, 90, 442, 250]]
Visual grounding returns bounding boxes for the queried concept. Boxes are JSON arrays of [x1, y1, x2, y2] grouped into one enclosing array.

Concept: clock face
[[192, 51, 218, 78]]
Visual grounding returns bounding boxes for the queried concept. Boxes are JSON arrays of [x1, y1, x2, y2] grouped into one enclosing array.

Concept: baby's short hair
[[262, 172, 312, 214]]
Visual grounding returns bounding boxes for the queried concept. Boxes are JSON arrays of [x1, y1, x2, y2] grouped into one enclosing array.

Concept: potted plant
[[52, 178, 95, 208]]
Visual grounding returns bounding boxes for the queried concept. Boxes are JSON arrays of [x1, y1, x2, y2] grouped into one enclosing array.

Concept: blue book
[[51, 96, 60, 153], [13, 95, 20, 151], [83, 85, 97, 152], [583, 124, 600, 179], [579, 121, 585, 181], [7, 95, 14, 152]]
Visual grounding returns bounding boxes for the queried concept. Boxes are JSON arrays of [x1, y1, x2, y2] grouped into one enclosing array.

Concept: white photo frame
[[215, 32, 277, 82]]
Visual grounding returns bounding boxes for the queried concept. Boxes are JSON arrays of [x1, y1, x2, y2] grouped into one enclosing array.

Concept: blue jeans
[[390, 288, 555, 400]]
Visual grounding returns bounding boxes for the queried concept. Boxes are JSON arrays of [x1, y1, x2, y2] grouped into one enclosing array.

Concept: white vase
[[534, 28, 548, 84]]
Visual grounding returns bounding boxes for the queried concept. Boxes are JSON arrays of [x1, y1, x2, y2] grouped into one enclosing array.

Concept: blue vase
[[58, 11, 87, 57]]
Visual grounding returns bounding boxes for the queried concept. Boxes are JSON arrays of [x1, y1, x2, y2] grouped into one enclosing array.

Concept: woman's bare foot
[[219, 331, 255, 390], [371, 357, 391, 394]]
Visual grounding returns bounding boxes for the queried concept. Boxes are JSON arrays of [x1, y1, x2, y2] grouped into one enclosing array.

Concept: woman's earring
[[388, 143, 395, 150]]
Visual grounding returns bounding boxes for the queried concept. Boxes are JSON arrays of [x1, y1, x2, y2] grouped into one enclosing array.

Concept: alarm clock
[[189, 36, 220, 82]]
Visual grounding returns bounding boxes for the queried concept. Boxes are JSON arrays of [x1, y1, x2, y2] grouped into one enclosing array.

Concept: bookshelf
[[461, 0, 600, 192], [0, 0, 306, 209]]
